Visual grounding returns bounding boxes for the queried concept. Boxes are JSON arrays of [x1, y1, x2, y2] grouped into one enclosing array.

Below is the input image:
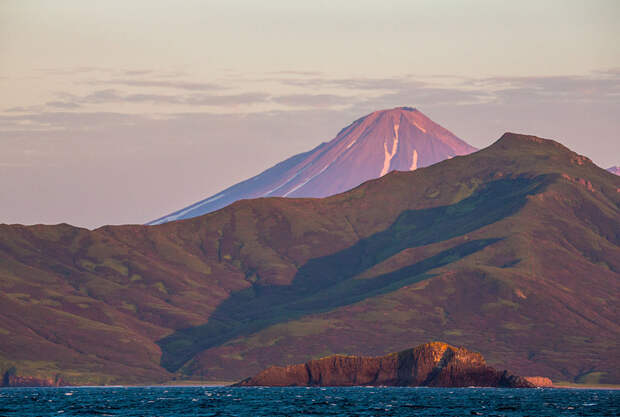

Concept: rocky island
[[234, 342, 535, 388]]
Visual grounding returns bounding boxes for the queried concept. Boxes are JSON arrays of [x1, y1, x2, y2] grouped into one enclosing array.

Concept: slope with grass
[[0, 133, 618, 385]]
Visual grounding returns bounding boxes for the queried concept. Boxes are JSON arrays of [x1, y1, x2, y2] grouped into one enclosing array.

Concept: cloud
[[36, 67, 104, 75], [81, 89, 127, 103], [121, 70, 154, 76], [7, 69, 618, 124], [5, 69, 619, 130], [0, 111, 143, 132], [472, 71, 620, 104], [269, 70, 323, 76], [269, 71, 620, 108], [45, 101, 82, 109], [272, 94, 355, 107], [185, 92, 270, 106], [37, 67, 184, 78], [275, 76, 425, 91], [4, 106, 44, 113], [93, 78, 226, 91], [47, 89, 270, 107]]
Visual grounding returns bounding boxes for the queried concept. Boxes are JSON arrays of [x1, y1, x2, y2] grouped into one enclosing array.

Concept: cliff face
[[524, 376, 553, 387], [2, 371, 66, 387], [234, 342, 534, 388]]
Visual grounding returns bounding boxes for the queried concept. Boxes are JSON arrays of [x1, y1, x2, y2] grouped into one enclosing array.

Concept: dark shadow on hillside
[[158, 176, 548, 372]]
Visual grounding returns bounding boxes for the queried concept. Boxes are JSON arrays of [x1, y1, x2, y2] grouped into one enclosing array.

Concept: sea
[[0, 386, 618, 416]]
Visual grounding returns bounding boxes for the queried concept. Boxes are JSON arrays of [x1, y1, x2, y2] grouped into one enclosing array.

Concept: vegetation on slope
[[0, 133, 618, 384]]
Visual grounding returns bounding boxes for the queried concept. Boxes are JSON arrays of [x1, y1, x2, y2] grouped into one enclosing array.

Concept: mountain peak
[[607, 166, 620, 175], [495, 132, 557, 145], [474, 132, 608, 178], [149, 107, 477, 224], [492, 132, 591, 161], [353, 106, 445, 134], [371, 106, 419, 115]]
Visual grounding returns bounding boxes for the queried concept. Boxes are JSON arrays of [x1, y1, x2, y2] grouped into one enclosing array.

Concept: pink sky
[[1, 1, 619, 228]]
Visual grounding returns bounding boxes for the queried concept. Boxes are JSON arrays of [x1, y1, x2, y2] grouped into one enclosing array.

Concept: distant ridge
[[148, 107, 476, 224], [608, 166, 620, 175]]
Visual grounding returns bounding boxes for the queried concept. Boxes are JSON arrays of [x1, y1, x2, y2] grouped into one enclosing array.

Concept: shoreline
[[551, 384, 620, 390], [3, 383, 620, 390]]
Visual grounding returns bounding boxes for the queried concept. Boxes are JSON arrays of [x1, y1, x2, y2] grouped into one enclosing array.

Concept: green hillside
[[1, 133, 618, 385]]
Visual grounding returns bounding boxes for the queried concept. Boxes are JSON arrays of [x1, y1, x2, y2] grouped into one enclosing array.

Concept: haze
[[1, 0, 619, 228]]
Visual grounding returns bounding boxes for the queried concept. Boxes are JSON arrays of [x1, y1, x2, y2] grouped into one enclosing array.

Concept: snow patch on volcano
[[410, 149, 418, 170], [381, 123, 400, 176]]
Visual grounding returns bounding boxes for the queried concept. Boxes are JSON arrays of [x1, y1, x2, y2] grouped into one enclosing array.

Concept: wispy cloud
[[275, 76, 425, 91], [78, 89, 182, 104], [270, 71, 620, 107], [36, 67, 185, 78], [45, 101, 82, 109], [120, 70, 154, 76], [185, 92, 271, 106], [0, 111, 143, 132], [271, 94, 353, 107], [4, 69, 619, 126], [92, 78, 226, 91], [45, 89, 270, 107], [269, 70, 323, 76], [480, 72, 620, 104], [36, 67, 105, 75], [5, 105, 45, 113]]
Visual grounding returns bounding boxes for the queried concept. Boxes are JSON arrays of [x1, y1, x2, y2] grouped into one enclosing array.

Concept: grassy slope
[[0, 133, 618, 384], [186, 135, 620, 383]]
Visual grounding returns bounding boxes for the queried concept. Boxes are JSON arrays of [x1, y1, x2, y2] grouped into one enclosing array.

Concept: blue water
[[0, 386, 617, 416]]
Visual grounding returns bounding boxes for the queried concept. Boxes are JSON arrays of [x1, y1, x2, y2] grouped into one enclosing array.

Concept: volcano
[[149, 107, 476, 224]]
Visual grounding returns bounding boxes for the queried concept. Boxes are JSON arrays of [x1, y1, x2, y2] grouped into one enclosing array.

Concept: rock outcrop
[[524, 376, 553, 387], [2, 369, 67, 387], [234, 342, 534, 388]]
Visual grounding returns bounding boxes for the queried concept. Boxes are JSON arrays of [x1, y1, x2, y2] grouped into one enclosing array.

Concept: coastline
[[3, 383, 620, 390], [4, 378, 620, 390], [551, 383, 620, 390]]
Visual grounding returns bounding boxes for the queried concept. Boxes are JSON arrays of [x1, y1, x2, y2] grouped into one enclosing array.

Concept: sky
[[1, 0, 619, 229]]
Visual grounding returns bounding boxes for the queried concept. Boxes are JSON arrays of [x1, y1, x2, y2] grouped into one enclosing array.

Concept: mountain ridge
[[0, 132, 618, 386]]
